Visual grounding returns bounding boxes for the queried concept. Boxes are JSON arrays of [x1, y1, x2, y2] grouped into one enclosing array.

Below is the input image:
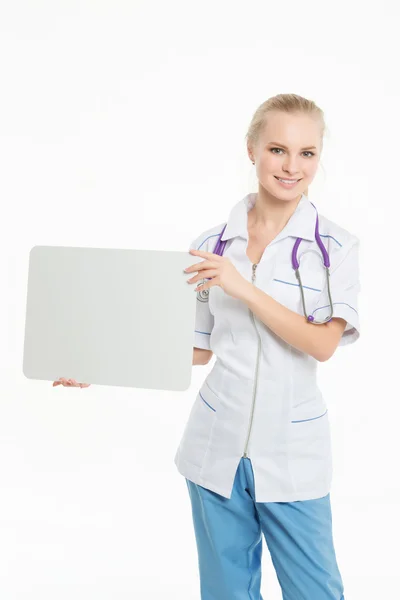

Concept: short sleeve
[[310, 237, 361, 346], [189, 236, 215, 350]]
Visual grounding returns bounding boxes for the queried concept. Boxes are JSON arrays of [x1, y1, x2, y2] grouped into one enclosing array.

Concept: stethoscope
[[197, 201, 334, 325]]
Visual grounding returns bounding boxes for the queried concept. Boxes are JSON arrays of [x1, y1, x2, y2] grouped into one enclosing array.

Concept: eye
[[270, 148, 315, 158], [270, 147, 283, 155]]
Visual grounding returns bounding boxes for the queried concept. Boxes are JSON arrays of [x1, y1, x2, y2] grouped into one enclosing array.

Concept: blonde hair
[[245, 93, 327, 197]]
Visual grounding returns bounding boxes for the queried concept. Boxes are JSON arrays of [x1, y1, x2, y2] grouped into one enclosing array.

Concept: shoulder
[[316, 211, 360, 277], [317, 212, 360, 257], [189, 222, 226, 252]]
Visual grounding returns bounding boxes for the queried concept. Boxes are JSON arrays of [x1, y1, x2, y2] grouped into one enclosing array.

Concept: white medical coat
[[174, 193, 361, 502]]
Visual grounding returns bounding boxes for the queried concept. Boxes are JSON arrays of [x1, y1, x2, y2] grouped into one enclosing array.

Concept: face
[[248, 111, 322, 200]]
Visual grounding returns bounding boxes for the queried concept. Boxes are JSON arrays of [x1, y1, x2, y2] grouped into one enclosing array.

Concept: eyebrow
[[267, 142, 317, 151]]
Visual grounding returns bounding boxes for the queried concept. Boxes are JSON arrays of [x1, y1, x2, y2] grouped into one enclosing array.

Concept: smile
[[274, 176, 302, 187], [274, 176, 301, 183]]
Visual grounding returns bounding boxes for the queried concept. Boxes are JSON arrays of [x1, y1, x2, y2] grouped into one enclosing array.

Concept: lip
[[274, 176, 301, 182]]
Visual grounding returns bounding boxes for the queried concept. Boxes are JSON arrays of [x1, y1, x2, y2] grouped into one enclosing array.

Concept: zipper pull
[[252, 263, 258, 283]]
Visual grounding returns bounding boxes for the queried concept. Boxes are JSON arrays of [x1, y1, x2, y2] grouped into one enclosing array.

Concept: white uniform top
[[174, 192, 361, 502]]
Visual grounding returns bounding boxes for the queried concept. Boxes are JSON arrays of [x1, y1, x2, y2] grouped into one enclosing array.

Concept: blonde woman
[[54, 93, 359, 599], [175, 94, 360, 599]]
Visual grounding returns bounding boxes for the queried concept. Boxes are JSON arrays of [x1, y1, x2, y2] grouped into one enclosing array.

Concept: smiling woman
[[176, 92, 359, 600]]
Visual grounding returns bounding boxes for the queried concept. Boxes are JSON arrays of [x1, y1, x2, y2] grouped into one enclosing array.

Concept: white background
[[1, 1, 398, 598]]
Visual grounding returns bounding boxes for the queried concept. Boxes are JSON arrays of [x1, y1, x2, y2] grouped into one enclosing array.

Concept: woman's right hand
[[53, 377, 91, 388]]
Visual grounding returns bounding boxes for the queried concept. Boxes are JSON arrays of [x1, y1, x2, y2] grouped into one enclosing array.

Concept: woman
[[175, 93, 360, 599], [54, 93, 359, 599]]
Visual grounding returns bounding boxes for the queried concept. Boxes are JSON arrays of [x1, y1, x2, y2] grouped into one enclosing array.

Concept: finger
[[185, 259, 216, 273], [188, 269, 219, 284], [195, 279, 216, 292], [189, 249, 223, 260]]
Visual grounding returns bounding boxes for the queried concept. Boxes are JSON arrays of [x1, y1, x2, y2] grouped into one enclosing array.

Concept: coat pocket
[[198, 381, 218, 412], [270, 274, 323, 315], [269, 249, 326, 315], [177, 381, 220, 467], [291, 407, 328, 423], [288, 396, 332, 493], [290, 394, 328, 423]]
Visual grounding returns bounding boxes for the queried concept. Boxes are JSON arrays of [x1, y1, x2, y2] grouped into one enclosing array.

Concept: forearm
[[193, 347, 213, 365], [238, 281, 330, 361]]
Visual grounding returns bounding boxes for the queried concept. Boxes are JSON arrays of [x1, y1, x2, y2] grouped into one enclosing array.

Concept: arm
[[238, 284, 346, 362], [188, 233, 216, 363], [237, 238, 361, 362], [193, 347, 213, 365]]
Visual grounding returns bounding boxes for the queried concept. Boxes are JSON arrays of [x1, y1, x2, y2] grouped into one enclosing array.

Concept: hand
[[185, 249, 248, 300], [53, 377, 91, 388]]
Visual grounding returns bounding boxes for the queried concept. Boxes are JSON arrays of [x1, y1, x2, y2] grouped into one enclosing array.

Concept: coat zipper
[[243, 263, 261, 458]]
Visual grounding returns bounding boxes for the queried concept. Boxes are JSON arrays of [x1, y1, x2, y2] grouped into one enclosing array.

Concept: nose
[[282, 157, 301, 175]]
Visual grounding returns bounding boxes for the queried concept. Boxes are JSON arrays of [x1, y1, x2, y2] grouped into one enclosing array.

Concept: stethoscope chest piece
[[197, 280, 210, 303]]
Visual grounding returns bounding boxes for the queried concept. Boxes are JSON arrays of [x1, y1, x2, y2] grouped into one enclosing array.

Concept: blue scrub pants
[[185, 457, 345, 600]]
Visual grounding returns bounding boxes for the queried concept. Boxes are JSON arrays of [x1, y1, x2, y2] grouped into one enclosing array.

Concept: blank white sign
[[22, 246, 202, 391]]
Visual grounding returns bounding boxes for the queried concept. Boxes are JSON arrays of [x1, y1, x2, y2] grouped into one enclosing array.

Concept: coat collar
[[220, 192, 317, 244]]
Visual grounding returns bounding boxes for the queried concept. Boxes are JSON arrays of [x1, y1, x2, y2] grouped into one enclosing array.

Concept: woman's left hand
[[185, 249, 249, 301]]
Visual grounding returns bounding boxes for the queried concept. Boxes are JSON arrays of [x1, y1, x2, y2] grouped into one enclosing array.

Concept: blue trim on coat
[[312, 302, 358, 316], [195, 231, 341, 251], [199, 391, 216, 412], [320, 234, 342, 247], [197, 232, 224, 250], [273, 278, 322, 292], [291, 409, 328, 423]]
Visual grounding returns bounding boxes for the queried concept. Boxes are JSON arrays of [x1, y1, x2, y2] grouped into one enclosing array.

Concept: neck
[[248, 187, 303, 234]]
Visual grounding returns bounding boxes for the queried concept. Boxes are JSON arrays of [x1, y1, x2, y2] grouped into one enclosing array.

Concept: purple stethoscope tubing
[[210, 201, 333, 324]]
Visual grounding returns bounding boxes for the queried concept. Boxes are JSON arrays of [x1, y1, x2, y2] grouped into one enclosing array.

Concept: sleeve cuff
[[194, 330, 212, 350], [312, 302, 360, 347], [334, 302, 360, 346]]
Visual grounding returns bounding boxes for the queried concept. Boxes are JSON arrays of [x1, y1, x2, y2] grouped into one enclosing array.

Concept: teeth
[[277, 178, 298, 184]]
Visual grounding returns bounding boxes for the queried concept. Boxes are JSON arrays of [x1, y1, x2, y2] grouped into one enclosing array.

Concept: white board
[[22, 246, 203, 391]]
